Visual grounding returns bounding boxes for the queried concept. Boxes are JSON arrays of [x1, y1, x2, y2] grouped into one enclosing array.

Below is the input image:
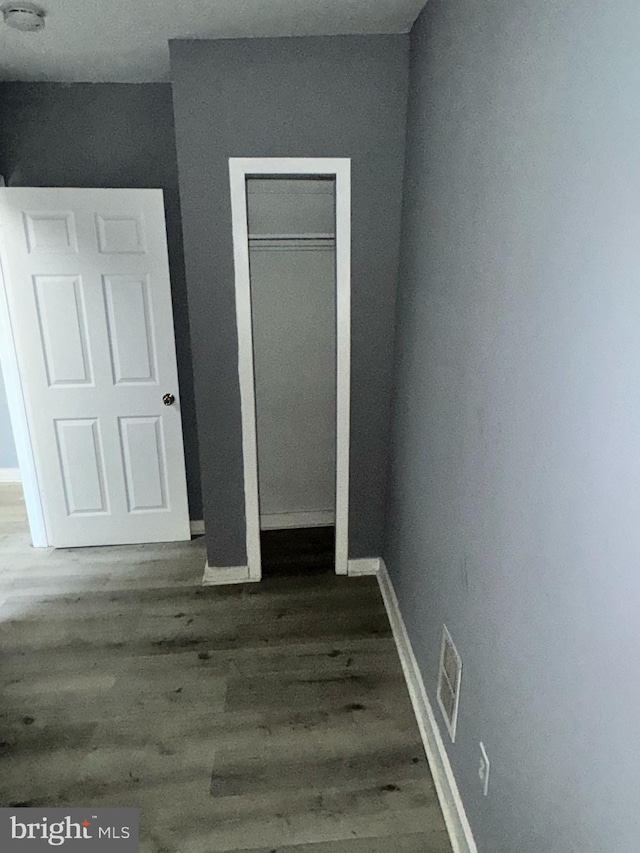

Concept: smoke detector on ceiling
[[2, 1, 46, 31]]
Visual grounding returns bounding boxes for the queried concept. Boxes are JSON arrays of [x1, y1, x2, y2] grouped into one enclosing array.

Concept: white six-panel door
[[0, 188, 190, 547]]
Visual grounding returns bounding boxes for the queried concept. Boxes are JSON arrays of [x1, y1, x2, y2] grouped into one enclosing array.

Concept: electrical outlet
[[478, 742, 490, 796]]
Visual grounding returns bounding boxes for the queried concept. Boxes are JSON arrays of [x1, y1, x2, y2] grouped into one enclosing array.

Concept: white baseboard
[[0, 467, 21, 483], [202, 563, 258, 586], [377, 560, 478, 853], [201, 555, 381, 583], [347, 556, 381, 576], [260, 510, 335, 530], [190, 519, 205, 536]]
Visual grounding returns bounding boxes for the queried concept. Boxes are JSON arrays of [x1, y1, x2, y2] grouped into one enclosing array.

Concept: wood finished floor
[[0, 484, 452, 853]]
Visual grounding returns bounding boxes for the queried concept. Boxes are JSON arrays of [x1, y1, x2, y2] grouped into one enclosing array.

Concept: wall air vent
[[437, 624, 462, 742]]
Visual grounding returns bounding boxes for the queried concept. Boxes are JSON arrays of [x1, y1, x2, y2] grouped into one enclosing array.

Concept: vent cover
[[437, 624, 462, 741]]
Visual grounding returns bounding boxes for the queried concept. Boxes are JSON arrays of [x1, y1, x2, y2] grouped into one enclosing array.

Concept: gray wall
[[0, 83, 202, 518], [385, 2, 640, 852], [0, 364, 17, 469], [170, 36, 409, 566]]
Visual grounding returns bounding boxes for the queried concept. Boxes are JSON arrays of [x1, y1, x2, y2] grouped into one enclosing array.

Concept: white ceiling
[[0, 0, 425, 83]]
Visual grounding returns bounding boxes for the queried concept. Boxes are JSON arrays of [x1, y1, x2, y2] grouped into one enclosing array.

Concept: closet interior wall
[[247, 178, 337, 531]]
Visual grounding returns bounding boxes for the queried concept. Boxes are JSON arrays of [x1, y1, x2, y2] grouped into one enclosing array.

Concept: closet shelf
[[248, 233, 336, 240]]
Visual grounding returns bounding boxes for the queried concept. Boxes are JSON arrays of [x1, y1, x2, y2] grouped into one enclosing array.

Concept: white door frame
[[229, 157, 351, 579], [0, 225, 48, 546]]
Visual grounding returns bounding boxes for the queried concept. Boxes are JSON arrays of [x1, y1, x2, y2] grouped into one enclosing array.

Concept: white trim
[[202, 563, 257, 586], [377, 560, 478, 853], [189, 519, 205, 536], [229, 158, 351, 580], [0, 467, 21, 483], [334, 161, 351, 576], [0, 223, 48, 546], [229, 162, 263, 583], [347, 557, 381, 576], [260, 510, 335, 530]]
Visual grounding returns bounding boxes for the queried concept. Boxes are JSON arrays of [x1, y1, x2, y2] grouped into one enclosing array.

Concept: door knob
[[163, 393, 175, 406]]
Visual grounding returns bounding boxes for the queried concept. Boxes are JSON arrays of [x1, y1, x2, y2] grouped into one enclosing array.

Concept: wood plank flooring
[[0, 484, 452, 853]]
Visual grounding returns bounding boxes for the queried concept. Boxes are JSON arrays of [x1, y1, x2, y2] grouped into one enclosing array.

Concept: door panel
[[34, 275, 92, 386], [0, 188, 190, 547], [119, 416, 168, 512], [55, 418, 109, 515], [96, 214, 146, 254], [24, 211, 78, 254], [103, 274, 157, 385]]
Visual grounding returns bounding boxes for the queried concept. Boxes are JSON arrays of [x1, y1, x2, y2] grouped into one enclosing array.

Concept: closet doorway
[[229, 158, 351, 581]]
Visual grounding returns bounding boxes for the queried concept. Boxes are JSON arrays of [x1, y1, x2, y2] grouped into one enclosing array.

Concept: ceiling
[[0, 0, 425, 83]]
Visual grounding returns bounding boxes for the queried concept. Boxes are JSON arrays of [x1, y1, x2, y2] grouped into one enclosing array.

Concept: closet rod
[[248, 233, 335, 241]]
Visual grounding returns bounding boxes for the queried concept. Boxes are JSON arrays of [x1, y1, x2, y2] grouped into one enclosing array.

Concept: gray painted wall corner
[[385, 1, 640, 851]]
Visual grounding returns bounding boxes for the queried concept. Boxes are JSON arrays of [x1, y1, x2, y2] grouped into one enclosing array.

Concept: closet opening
[[247, 176, 336, 576], [229, 158, 351, 582]]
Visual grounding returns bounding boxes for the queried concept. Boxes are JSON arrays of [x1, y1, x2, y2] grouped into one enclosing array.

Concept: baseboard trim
[[347, 557, 381, 576], [377, 560, 478, 853], [0, 467, 21, 483], [202, 556, 381, 583], [202, 563, 258, 586], [190, 520, 205, 536], [260, 510, 335, 530]]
